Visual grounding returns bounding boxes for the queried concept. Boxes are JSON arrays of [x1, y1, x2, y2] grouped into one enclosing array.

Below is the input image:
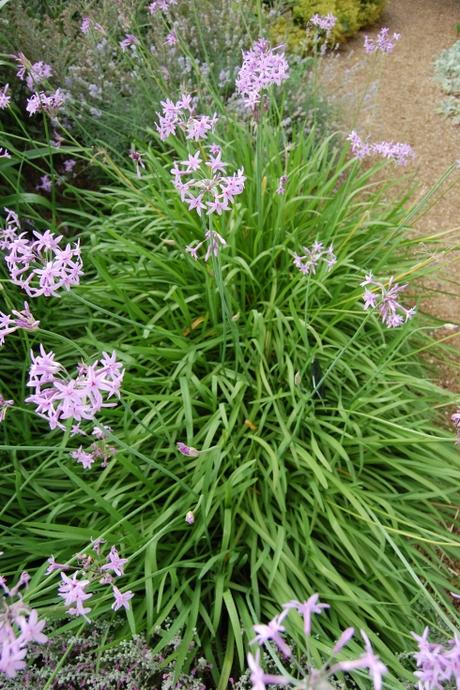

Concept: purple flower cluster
[[309, 13, 337, 32], [0, 573, 47, 678], [15, 53, 53, 90], [177, 441, 200, 457], [293, 241, 336, 275], [276, 175, 287, 195], [25, 88, 66, 116], [70, 424, 117, 470], [451, 409, 460, 444], [0, 84, 11, 110], [155, 93, 218, 141], [413, 627, 460, 689], [348, 130, 415, 166], [171, 144, 245, 220], [249, 594, 387, 690], [0, 302, 39, 346], [80, 17, 104, 35], [361, 273, 416, 328], [148, 0, 177, 14], [49, 542, 133, 625], [26, 347, 124, 430], [236, 39, 289, 110], [0, 210, 83, 297], [120, 34, 138, 52], [364, 27, 401, 54]]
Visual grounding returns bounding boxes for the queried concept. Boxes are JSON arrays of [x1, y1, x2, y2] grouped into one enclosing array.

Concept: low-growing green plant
[[434, 40, 460, 124]]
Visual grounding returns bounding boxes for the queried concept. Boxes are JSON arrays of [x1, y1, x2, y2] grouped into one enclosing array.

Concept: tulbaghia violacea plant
[[170, 144, 245, 260], [347, 131, 415, 166], [309, 13, 337, 32], [70, 424, 117, 470], [46, 542, 133, 624], [0, 572, 47, 679], [155, 93, 218, 142], [0, 84, 11, 110], [26, 347, 124, 431], [0, 210, 83, 297], [148, 0, 178, 14], [248, 595, 388, 690], [293, 241, 336, 275], [235, 39, 289, 110], [361, 273, 416, 328], [0, 302, 39, 346], [412, 627, 460, 689], [364, 27, 401, 55]]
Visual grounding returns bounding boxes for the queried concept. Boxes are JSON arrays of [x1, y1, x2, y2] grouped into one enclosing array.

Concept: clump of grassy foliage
[[1, 93, 460, 688]]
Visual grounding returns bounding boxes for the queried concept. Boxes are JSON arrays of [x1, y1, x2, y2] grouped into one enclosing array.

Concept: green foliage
[[1, 104, 460, 688], [270, 0, 386, 54], [434, 40, 460, 123]]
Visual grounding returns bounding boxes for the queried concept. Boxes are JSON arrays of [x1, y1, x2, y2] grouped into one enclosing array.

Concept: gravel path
[[323, 0, 460, 366]]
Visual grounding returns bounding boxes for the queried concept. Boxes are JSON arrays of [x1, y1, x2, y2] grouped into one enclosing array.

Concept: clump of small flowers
[[15, 53, 53, 91], [155, 93, 218, 141], [148, 0, 178, 14], [46, 541, 133, 624], [0, 302, 39, 346], [70, 424, 117, 470], [235, 38, 289, 110], [120, 34, 138, 52], [25, 89, 67, 117], [0, 210, 83, 297], [451, 409, 460, 444], [171, 144, 245, 218], [309, 13, 337, 32], [248, 594, 387, 690], [0, 84, 11, 110], [347, 131, 415, 166], [412, 627, 460, 689], [364, 27, 401, 54], [361, 273, 416, 328], [0, 572, 47, 678], [35, 174, 52, 193], [26, 347, 124, 430], [276, 175, 287, 195], [293, 241, 336, 275]]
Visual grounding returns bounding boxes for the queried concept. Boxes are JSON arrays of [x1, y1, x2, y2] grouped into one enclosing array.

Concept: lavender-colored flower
[[26, 88, 66, 117], [111, 585, 134, 611], [71, 446, 95, 469], [58, 571, 92, 620], [332, 627, 355, 654], [283, 595, 330, 636], [36, 174, 52, 193], [0, 84, 11, 110], [165, 31, 177, 47], [276, 175, 287, 195], [101, 546, 128, 577], [46, 556, 69, 574], [247, 651, 289, 690], [293, 241, 336, 275], [155, 94, 217, 142], [177, 441, 200, 457], [0, 148, 11, 159], [364, 27, 401, 54], [347, 130, 415, 165], [253, 612, 292, 658], [0, 213, 83, 298], [310, 13, 337, 31], [361, 273, 416, 328], [120, 34, 138, 52], [185, 511, 195, 525], [148, 0, 177, 14], [63, 158, 76, 174], [236, 39, 289, 110], [81, 16, 91, 34]]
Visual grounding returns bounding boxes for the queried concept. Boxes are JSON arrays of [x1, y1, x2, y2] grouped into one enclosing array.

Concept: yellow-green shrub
[[270, 0, 386, 53]]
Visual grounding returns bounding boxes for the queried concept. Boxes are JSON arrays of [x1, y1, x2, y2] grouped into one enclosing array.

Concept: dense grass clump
[[1, 106, 459, 688]]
